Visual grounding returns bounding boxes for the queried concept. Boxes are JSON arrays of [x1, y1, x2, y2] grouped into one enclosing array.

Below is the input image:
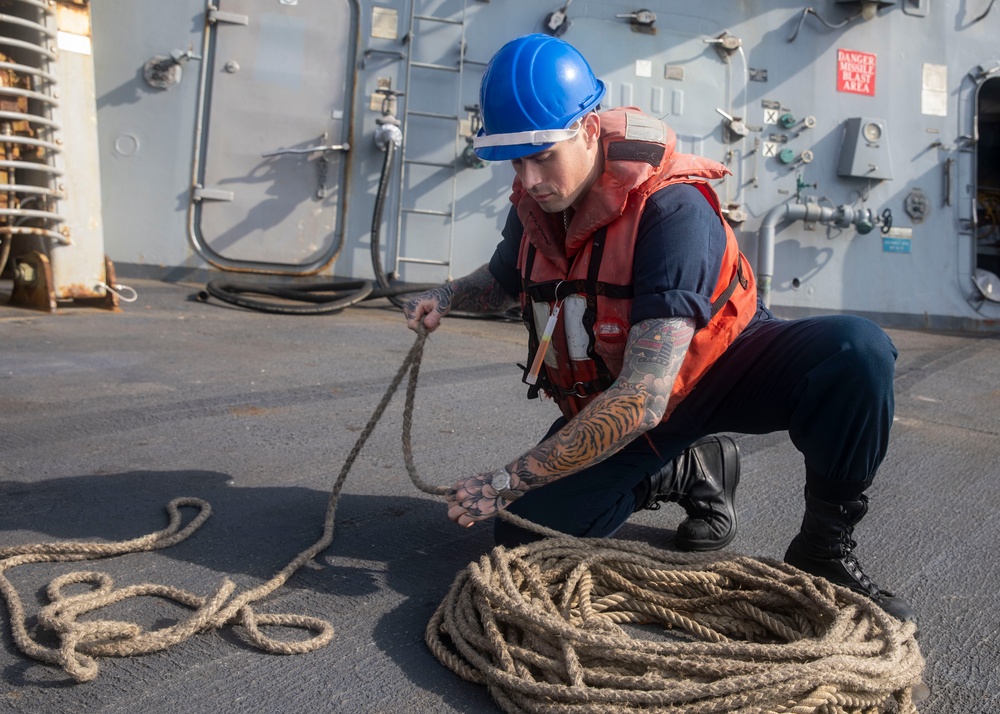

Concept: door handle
[[262, 143, 350, 158], [261, 137, 351, 199]]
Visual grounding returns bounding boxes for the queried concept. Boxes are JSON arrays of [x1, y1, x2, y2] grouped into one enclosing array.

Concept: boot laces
[[838, 530, 879, 594]]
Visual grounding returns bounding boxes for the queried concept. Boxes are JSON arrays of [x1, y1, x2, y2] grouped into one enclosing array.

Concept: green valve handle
[[779, 112, 797, 129], [779, 147, 796, 164]]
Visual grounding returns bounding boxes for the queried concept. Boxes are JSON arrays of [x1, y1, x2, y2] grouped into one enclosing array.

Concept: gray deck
[[2, 278, 998, 713]]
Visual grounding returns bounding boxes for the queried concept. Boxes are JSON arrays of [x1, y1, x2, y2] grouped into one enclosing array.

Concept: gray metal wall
[[90, 1, 1000, 329]]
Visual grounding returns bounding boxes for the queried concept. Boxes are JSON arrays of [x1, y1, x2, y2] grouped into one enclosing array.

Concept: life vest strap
[[524, 278, 633, 302], [709, 254, 748, 319]]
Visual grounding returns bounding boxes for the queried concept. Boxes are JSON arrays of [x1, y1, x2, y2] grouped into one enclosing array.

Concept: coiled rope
[[425, 540, 924, 713], [0, 330, 924, 712]]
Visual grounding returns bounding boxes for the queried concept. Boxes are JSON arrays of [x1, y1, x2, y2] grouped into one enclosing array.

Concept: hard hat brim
[[472, 122, 585, 162], [474, 140, 557, 162]]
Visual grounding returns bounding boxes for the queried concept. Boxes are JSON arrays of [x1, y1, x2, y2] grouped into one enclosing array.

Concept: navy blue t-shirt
[[488, 183, 727, 329]]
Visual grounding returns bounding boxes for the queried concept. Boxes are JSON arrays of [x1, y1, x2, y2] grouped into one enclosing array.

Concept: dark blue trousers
[[495, 313, 897, 547]]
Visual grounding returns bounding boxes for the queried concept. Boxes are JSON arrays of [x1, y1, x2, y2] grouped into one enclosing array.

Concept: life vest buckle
[[557, 381, 593, 398]]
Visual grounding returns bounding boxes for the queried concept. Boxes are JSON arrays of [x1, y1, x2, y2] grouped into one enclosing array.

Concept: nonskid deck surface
[[2, 279, 998, 713]]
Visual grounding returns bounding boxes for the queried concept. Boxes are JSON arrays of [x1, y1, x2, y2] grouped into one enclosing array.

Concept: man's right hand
[[403, 285, 452, 333]]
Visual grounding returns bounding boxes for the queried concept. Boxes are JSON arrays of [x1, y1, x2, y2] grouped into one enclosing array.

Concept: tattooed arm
[[446, 315, 697, 527], [404, 264, 517, 333]]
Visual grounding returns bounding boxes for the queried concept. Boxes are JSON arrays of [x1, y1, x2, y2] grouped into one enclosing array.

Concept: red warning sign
[[837, 49, 876, 96]]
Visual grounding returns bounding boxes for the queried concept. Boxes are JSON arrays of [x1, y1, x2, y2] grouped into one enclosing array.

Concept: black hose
[[371, 140, 397, 295], [370, 138, 438, 307], [202, 278, 374, 315], [200, 278, 436, 315], [201, 136, 437, 316]]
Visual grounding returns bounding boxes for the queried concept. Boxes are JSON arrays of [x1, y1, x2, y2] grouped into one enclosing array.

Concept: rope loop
[[0, 329, 926, 712], [426, 537, 924, 713], [0, 332, 434, 682], [236, 608, 336, 654]]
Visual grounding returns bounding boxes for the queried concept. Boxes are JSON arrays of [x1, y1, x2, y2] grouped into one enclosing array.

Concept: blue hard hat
[[473, 34, 606, 162]]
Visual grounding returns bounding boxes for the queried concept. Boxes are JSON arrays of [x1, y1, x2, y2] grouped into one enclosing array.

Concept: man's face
[[510, 114, 601, 214]]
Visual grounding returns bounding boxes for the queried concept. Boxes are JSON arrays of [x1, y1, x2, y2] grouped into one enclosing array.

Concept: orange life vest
[[513, 107, 757, 421]]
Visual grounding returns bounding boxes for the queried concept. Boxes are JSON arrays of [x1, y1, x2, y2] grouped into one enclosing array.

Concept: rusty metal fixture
[[7, 252, 120, 311], [9, 249, 55, 311], [0, 223, 70, 244], [63, 255, 121, 310], [0, 0, 63, 263]]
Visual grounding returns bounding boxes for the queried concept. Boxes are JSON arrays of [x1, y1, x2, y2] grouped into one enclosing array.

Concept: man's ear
[[583, 112, 601, 146]]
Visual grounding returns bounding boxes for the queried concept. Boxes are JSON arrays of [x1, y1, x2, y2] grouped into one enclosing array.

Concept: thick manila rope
[[1, 330, 925, 713], [424, 538, 924, 713]]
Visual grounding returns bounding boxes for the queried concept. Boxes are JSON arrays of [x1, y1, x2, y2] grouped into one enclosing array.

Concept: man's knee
[[829, 316, 897, 386]]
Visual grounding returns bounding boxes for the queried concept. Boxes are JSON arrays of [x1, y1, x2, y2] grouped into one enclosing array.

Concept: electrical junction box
[[837, 117, 893, 180]]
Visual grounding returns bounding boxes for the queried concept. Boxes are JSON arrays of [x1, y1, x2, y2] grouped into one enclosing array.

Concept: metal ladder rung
[[397, 256, 451, 266], [412, 14, 463, 25], [402, 207, 453, 217], [410, 61, 460, 73], [393, 0, 471, 282], [405, 159, 454, 169]]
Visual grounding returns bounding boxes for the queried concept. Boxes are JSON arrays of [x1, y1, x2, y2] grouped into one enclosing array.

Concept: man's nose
[[519, 161, 542, 190]]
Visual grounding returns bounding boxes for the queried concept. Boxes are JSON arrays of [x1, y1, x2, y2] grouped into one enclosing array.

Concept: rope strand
[[0, 331, 925, 713]]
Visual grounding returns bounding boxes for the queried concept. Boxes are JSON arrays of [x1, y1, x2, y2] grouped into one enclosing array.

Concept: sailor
[[403, 34, 913, 621]]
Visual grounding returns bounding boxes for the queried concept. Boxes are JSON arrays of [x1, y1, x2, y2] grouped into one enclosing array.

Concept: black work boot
[[784, 492, 915, 622], [639, 435, 740, 551]]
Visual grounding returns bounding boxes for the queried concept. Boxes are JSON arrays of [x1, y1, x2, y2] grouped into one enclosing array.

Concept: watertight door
[[191, 0, 356, 273], [974, 76, 1000, 301]]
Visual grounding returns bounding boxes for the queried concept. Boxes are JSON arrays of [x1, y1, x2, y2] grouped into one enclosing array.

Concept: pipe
[[370, 117, 437, 308], [757, 202, 873, 307]]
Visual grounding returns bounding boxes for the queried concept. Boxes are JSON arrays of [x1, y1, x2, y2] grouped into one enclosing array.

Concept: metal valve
[[723, 205, 747, 224], [544, 0, 573, 36], [461, 104, 487, 168], [374, 85, 405, 116], [142, 47, 202, 90], [715, 108, 749, 139], [704, 33, 742, 53], [374, 116, 402, 152], [855, 212, 875, 234], [373, 81, 404, 153], [617, 9, 657, 30], [879, 207, 894, 234]]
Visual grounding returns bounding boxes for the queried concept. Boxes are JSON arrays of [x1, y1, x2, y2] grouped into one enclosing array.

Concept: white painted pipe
[[757, 202, 871, 307]]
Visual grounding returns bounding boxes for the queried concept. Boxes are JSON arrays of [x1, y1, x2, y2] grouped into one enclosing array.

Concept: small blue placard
[[883, 237, 911, 254]]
